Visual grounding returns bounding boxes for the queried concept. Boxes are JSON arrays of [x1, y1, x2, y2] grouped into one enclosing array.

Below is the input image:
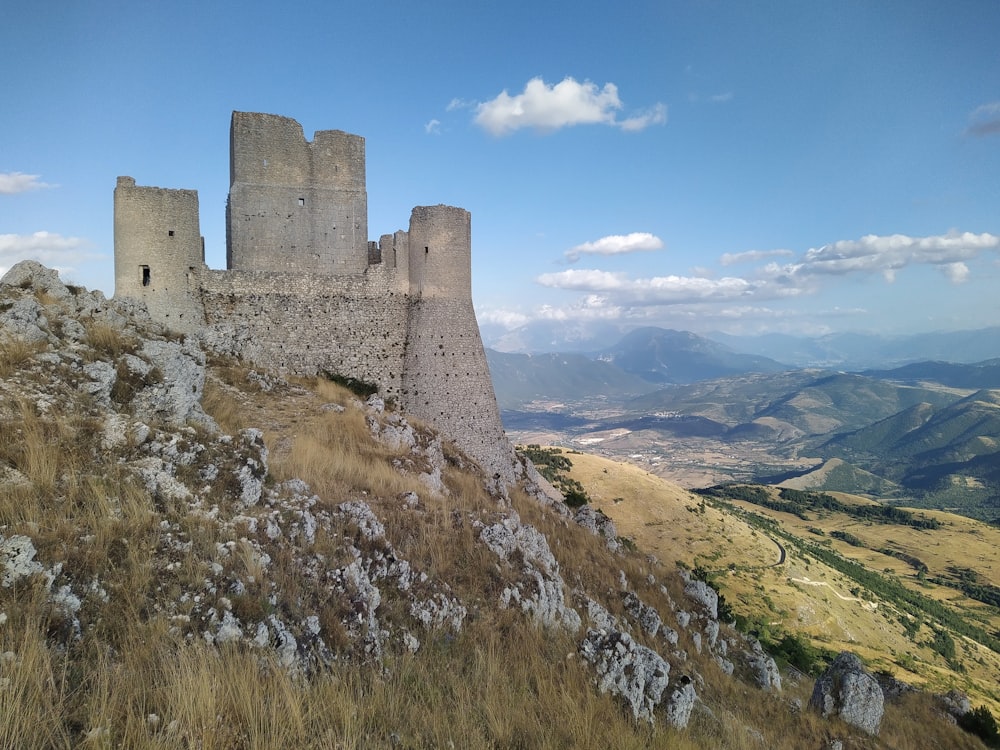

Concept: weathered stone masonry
[[114, 112, 517, 484]]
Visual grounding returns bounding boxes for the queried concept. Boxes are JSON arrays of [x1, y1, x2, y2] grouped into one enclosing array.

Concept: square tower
[[226, 112, 368, 274]]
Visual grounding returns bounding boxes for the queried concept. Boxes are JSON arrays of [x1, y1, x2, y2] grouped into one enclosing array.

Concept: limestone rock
[[0, 535, 45, 587], [622, 591, 662, 637], [742, 638, 782, 692], [131, 338, 213, 427], [663, 676, 697, 729], [682, 578, 719, 620], [578, 629, 670, 723], [574, 505, 620, 552], [480, 517, 580, 631], [809, 651, 884, 735]]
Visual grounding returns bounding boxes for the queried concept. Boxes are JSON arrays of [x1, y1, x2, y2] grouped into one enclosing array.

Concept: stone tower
[[113, 177, 206, 332], [113, 112, 519, 488], [226, 112, 368, 274], [402, 205, 518, 485]]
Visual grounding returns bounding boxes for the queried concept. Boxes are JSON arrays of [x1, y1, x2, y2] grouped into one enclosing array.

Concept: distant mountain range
[[486, 326, 1000, 520], [487, 327, 789, 406], [480, 320, 1000, 370]]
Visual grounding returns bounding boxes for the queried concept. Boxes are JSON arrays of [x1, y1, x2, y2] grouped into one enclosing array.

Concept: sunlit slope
[[563, 450, 1000, 714]]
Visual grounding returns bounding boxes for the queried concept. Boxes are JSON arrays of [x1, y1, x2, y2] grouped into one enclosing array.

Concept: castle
[[114, 111, 517, 484]]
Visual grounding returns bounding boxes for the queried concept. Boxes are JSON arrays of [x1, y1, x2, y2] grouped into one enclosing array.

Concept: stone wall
[[198, 266, 410, 400]]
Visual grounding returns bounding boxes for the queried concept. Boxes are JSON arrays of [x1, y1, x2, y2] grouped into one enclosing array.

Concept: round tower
[[407, 204, 471, 298], [402, 204, 517, 485], [114, 176, 206, 332]]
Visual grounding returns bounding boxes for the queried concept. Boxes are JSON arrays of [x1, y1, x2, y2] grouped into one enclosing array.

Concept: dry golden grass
[[0, 335, 45, 377], [83, 321, 139, 359]]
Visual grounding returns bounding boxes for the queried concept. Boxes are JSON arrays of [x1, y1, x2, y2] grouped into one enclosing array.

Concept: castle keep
[[114, 111, 516, 483]]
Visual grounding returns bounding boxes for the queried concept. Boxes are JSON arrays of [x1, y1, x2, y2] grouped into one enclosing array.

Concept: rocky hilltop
[[0, 261, 988, 748]]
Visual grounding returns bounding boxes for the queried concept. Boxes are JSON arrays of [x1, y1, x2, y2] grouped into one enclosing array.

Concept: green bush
[[959, 705, 1000, 748]]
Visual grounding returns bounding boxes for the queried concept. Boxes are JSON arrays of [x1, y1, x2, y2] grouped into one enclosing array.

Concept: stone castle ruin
[[114, 111, 516, 483]]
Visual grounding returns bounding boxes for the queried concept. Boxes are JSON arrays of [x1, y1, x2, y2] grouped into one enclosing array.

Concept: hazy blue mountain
[[485, 350, 657, 408], [597, 327, 787, 384], [479, 320, 628, 354], [862, 359, 1000, 389], [708, 327, 1000, 369]]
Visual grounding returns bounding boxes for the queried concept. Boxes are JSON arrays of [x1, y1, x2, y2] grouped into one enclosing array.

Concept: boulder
[[579, 629, 670, 723], [623, 591, 662, 637], [742, 638, 782, 692], [663, 676, 697, 729], [809, 652, 883, 735], [574, 505, 620, 552]]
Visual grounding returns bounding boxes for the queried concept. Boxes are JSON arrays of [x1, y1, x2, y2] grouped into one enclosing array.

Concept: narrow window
[[298, 197, 305, 206], [141, 266, 151, 287], [425, 246, 429, 254], [168, 230, 175, 237]]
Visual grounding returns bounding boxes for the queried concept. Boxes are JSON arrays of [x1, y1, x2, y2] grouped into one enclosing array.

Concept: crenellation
[[114, 112, 517, 485]]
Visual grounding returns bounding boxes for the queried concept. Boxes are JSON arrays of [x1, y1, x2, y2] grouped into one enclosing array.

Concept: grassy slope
[[563, 450, 1000, 716]]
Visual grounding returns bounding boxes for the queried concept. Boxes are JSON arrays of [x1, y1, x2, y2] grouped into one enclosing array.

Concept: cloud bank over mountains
[[482, 230, 1000, 336]]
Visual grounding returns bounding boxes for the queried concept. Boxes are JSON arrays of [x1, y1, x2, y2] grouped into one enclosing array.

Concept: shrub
[[958, 705, 1000, 748], [321, 371, 379, 399]]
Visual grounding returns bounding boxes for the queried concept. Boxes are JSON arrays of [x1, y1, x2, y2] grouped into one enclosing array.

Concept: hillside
[[5, 263, 994, 746], [558, 452, 1000, 717]]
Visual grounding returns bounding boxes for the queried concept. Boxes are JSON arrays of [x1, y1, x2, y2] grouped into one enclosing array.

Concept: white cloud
[[446, 98, 474, 112], [618, 103, 668, 133], [0, 231, 100, 277], [967, 101, 1000, 137], [0, 172, 54, 194], [941, 261, 970, 283], [473, 76, 666, 136], [536, 267, 757, 304], [794, 231, 1000, 277], [424, 119, 441, 135], [565, 232, 664, 262], [720, 248, 794, 266], [478, 308, 530, 329]]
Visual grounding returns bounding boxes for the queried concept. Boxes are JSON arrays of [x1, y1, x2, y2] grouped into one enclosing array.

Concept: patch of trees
[[930, 566, 1000, 610], [518, 445, 590, 508], [959, 705, 1000, 748], [694, 484, 941, 529]]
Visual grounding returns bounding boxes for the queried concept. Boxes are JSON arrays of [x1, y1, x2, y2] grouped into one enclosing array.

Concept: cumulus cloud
[[966, 101, 1000, 137], [941, 261, 970, 283], [0, 231, 100, 276], [478, 308, 531, 330], [793, 231, 1000, 277], [473, 76, 666, 136], [0, 172, 54, 194], [720, 248, 794, 266], [424, 119, 441, 135], [565, 232, 664, 262], [536, 267, 758, 304]]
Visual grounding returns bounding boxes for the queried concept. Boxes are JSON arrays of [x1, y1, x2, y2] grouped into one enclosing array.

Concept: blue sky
[[2, 1, 999, 348]]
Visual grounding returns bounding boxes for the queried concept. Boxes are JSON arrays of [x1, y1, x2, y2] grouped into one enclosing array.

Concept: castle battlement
[[113, 112, 516, 485]]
